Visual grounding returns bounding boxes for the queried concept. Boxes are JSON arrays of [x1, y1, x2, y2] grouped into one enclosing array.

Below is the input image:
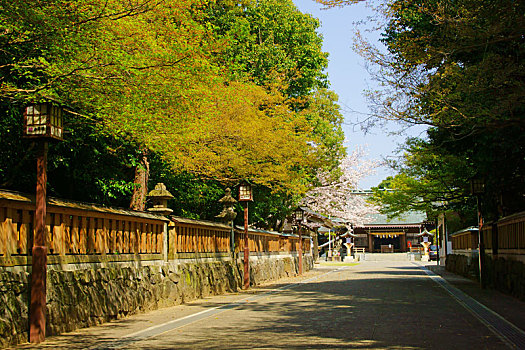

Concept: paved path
[[16, 261, 523, 349]]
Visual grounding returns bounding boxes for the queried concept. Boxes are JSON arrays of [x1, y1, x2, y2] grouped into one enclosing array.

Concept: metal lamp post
[[470, 177, 485, 288], [294, 208, 305, 275], [23, 102, 64, 343], [238, 180, 253, 289]]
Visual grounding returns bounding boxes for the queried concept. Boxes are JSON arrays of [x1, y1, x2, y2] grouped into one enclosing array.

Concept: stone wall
[[445, 254, 479, 280], [446, 253, 525, 301], [0, 255, 311, 348], [482, 255, 525, 301]]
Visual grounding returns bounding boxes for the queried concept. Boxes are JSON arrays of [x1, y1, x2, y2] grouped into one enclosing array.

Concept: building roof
[[449, 226, 479, 236], [362, 211, 428, 226]]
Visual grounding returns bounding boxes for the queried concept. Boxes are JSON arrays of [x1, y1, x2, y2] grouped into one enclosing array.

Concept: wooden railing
[[0, 190, 167, 260], [409, 246, 423, 253], [238, 232, 309, 253]]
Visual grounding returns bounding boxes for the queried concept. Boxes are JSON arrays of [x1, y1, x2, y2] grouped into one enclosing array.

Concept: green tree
[[320, 0, 525, 220], [1, 0, 347, 224]]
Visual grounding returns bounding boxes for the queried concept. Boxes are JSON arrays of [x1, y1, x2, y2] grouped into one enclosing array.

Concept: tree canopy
[[320, 0, 525, 223], [1, 0, 347, 225]]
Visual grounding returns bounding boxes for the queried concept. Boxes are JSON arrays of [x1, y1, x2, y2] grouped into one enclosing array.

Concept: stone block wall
[[0, 255, 311, 348], [482, 255, 525, 301], [0, 270, 29, 347], [445, 254, 479, 280], [446, 253, 525, 301]]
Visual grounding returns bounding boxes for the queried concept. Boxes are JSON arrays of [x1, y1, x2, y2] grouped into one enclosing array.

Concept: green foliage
[[352, 0, 525, 221], [0, 0, 346, 223], [205, 0, 329, 98]]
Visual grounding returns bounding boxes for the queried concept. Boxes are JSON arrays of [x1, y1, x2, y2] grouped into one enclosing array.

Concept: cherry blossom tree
[[301, 146, 380, 226]]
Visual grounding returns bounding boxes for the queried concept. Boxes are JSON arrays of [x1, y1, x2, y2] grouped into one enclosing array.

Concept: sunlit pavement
[[16, 260, 520, 349]]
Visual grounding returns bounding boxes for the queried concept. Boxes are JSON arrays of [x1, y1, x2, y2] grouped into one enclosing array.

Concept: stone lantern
[[216, 188, 237, 225], [418, 228, 433, 261], [147, 183, 174, 216]]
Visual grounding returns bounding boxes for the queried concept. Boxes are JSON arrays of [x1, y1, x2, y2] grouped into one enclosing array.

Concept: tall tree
[[1, 0, 348, 223], [318, 0, 525, 220]]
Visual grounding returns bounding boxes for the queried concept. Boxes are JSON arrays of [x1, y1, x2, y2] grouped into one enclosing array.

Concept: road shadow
[[14, 264, 507, 350]]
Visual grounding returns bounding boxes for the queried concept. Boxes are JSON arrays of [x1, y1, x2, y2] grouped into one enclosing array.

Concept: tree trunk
[[130, 149, 149, 211]]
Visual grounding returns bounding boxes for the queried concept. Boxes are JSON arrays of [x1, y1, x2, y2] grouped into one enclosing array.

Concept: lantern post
[[23, 103, 64, 343], [294, 208, 306, 275], [238, 180, 253, 289], [470, 177, 486, 288]]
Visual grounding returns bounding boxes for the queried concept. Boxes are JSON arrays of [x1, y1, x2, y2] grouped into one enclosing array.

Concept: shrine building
[[353, 211, 434, 253]]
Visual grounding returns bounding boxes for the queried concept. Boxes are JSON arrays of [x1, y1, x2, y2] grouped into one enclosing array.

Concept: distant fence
[[449, 213, 525, 260], [451, 228, 479, 251], [169, 217, 310, 258], [238, 229, 309, 254], [0, 190, 310, 266], [409, 246, 423, 253], [481, 211, 525, 258], [447, 212, 525, 299], [170, 217, 231, 257]]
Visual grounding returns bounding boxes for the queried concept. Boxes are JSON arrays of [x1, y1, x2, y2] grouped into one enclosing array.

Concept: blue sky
[[293, 0, 427, 189]]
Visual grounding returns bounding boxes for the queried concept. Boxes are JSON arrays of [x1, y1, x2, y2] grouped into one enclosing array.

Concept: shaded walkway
[[16, 261, 521, 349]]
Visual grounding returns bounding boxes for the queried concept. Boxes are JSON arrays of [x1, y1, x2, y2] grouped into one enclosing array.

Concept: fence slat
[[123, 221, 130, 254], [79, 216, 87, 254], [71, 216, 79, 254], [87, 217, 95, 253], [0, 207, 6, 256], [147, 223, 152, 254], [63, 214, 71, 255], [19, 210, 31, 255], [110, 219, 116, 254], [46, 213, 54, 254], [100, 218, 108, 254], [4, 208, 17, 256]]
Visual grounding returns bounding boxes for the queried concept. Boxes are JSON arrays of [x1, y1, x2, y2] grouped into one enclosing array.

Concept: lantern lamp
[[23, 103, 63, 140], [470, 177, 485, 196], [294, 207, 305, 224], [238, 180, 253, 202]]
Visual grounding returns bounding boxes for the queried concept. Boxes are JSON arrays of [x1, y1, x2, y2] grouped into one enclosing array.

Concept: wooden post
[[30, 142, 48, 343], [298, 225, 303, 275], [477, 196, 485, 289], [243, 202, 249, 289]]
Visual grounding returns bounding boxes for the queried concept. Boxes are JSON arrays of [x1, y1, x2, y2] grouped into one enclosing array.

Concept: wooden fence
[[450, 212, 525, 258], [170, 217, 231, 255], [0, 190, 167, 261], [237, 230, 309, 254], [0, 190, 311, 264], [170, 217, 310, 256], [451, 228, 479, 251], [481, 211, 525, 255]]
